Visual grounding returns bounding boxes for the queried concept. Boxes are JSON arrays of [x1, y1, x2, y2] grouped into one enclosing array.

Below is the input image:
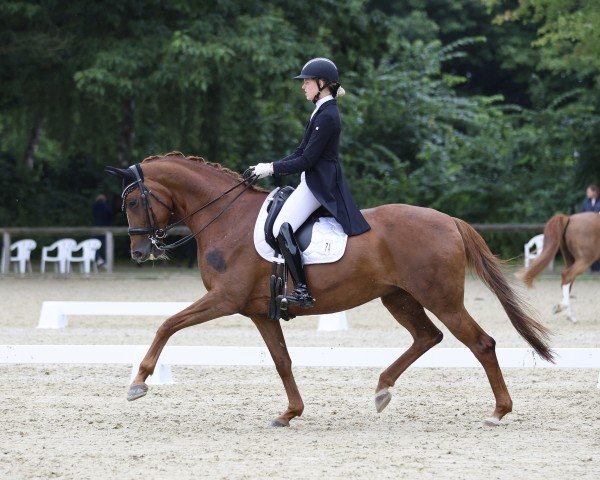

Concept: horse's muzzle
[[131, 242, 166, 263]]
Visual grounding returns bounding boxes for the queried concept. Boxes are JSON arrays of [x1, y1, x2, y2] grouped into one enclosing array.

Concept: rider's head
[[586, 184, 599, 200], [294, 57, 345, 103]]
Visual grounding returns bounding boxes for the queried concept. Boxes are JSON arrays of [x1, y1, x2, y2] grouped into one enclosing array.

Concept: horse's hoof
[[567, 315, 577, 323], [127, 383, 148, 401], [270, 418, 289, 427], [483, 417, 501, 427], [552, 304, 562, 314], [375, 388, 392, 413]]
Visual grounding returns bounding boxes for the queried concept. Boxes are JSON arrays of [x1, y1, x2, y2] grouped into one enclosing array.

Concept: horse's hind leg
[[435, 307, 512, 425], [375, 290, 443, 413], [554, 260, 590, 322]]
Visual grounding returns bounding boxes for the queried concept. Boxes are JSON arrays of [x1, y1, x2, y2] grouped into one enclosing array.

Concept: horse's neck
[[168, 164, 266, 250]]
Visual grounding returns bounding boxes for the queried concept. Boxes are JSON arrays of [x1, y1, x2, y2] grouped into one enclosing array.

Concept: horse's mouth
[[133, 247, 169, 263]]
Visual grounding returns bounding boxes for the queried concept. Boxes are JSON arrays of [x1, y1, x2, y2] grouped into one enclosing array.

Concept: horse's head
[[106, 164, 174, 262]]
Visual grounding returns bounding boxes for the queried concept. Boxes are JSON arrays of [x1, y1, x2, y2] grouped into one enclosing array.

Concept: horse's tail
[[517, 214, 569, 288], [453, 217, 554, 362]]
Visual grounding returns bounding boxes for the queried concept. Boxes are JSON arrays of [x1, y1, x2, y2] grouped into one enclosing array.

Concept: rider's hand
[[250, 163, 274, 179]]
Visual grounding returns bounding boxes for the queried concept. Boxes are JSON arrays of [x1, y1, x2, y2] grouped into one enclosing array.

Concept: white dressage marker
[[1, 345, 598, 387], [317, 311, 348, 331], [37, 301, 350, 331], [130, 363, 174, 385]]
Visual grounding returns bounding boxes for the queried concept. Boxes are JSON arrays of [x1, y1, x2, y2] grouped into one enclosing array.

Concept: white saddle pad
[[253, 189, 348, 265]]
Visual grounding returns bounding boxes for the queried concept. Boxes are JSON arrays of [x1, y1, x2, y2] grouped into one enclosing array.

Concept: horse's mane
[[141, 151, 268, 192]]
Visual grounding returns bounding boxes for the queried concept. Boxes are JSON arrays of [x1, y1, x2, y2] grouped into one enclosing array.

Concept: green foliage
[[338, 28, 596, 221], [483, 0, 600, 185], [487, 0, 600, 84], [0, 0, 599, 263]]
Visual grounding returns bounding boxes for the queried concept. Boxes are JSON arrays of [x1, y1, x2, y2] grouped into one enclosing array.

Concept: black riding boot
[[276, 222, 315, 308]]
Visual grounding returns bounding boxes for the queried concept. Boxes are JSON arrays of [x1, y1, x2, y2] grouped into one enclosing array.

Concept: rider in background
[[579, 183, 600, 272], [249, 57, 370, 308], [580, 184, 600, 213]]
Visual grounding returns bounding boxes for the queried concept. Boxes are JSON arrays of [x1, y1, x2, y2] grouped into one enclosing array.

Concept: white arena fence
[[1, 345, 598, 388], [37, 301, 348, 331], [0, 224, 548, 274]]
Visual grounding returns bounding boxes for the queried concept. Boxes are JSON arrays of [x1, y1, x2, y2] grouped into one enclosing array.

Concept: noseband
[[122, 164, 257, 250]]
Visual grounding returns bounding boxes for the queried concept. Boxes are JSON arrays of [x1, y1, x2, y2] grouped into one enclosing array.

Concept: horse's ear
[[105, 166, 135, 183], [106, 166, 126, 178]]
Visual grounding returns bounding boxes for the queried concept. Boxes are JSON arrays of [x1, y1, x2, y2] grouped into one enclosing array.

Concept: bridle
[[121, 164, 257, 251]]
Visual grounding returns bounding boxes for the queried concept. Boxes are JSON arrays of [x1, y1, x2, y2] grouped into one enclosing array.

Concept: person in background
[[579, 184, 600, 272], [580, 184, 600, 213], [92, 194, 114, 268]]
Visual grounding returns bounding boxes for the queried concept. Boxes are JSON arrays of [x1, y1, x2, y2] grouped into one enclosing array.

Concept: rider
[[249, 57, 371, 308]]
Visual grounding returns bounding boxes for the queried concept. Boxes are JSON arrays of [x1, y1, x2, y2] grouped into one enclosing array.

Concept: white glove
[[251, 163, 274, 179]]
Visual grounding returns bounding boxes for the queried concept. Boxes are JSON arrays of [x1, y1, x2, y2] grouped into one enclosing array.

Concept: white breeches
[[272, 173, 322, 237]]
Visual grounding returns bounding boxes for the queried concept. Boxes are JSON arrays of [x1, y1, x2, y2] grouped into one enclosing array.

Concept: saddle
[[263, 186, 329, 254]]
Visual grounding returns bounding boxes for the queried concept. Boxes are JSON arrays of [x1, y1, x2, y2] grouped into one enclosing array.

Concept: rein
[[122, 164, 258, 250]]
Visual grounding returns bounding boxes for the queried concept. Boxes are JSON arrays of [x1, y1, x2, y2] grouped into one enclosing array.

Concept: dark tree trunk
[[23, 116, 44, 169], [116, 98, 135, 167]]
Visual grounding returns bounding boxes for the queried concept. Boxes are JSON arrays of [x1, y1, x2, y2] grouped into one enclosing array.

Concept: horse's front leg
[[128, 292, 234, 401], [252, 317, 304, 427]]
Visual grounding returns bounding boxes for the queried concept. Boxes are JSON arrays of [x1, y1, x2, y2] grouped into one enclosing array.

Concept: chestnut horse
[[107, 152, 553, 427], [519, 212, 600, 322]]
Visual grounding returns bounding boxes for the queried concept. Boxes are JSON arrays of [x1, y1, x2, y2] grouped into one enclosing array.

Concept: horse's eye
[[128, 198, 138, 208]]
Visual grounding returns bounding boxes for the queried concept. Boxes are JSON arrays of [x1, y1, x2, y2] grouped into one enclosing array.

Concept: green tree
[[483, 0, 600, 187], [1, 0, 598, 244]]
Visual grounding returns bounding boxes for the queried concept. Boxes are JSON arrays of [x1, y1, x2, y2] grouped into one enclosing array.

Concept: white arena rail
[[37, 301, 347, 331], [1, 345, 598, 387]]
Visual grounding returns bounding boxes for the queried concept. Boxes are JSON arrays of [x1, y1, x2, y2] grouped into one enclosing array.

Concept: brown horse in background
[[108, 152, 553, 427], [519, 212, 600, 322]]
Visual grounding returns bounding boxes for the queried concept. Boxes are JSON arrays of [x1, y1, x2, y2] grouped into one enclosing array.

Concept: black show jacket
[[272, 100, 371, 236]]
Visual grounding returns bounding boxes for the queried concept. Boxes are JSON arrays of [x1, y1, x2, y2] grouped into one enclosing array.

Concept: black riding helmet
[[294, 58, 341, 102], [294, 57, 339, 83]]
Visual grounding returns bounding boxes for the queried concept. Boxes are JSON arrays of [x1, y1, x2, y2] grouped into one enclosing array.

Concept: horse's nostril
[[132, 250, 142, 259]]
